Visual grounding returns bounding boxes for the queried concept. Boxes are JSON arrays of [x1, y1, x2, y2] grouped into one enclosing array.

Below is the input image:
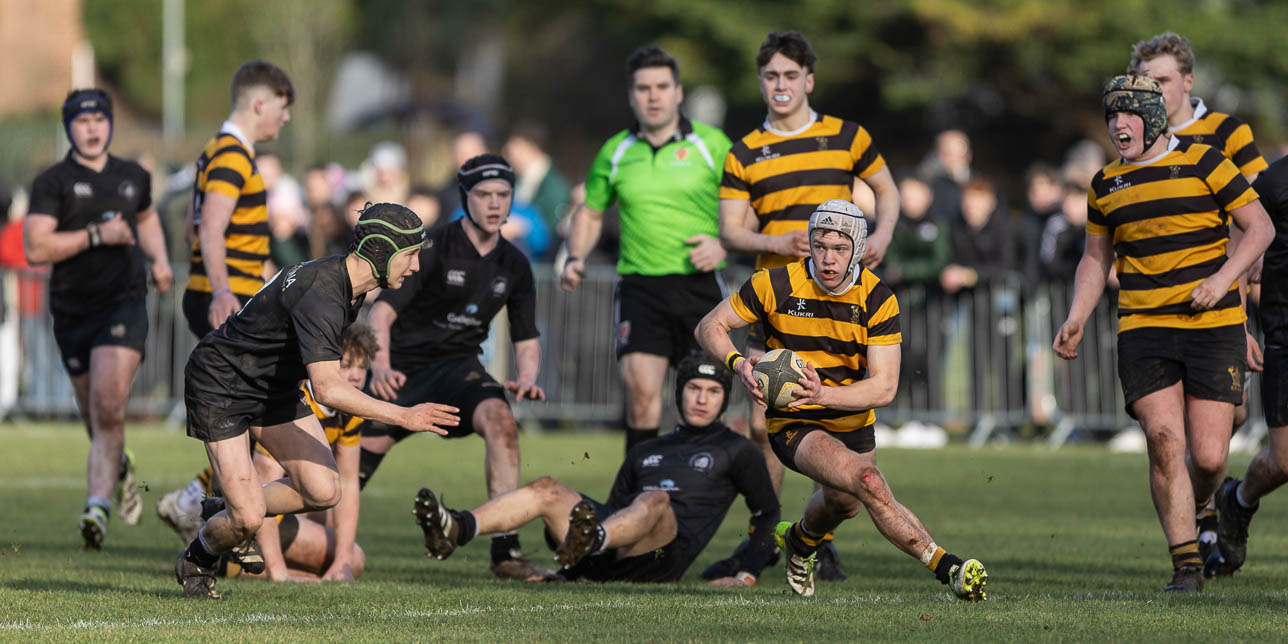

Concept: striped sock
[[1170, 540, 1202, 570]]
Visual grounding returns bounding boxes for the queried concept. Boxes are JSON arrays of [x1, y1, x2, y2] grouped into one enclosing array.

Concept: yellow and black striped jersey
[[301, 382, 365, 447], [1170, 98, 1267, 179], [1087, 139, 1259, 333], [187, 130, 269, 296], [728, 259, 900, 434], [720, 113, 886, 270]]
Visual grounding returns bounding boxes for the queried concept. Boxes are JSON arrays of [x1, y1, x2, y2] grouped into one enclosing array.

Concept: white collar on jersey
[[219, 120, 254, 153], [1124, 134, 1181, 166], [807, 257, 862, 297], [762, 109, 819, 137], [1169, 97, 1208, 133]]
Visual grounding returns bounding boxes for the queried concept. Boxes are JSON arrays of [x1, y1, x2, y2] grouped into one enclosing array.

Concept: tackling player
[[560, 45, 733, 453], [24, 88, 174, 549], [711, 28, 900, 582], [1054, 76, 1272, 592], [697, 200, 988, 601], [362, 154, 550, 580], [413, 352, 779, 585], [175, 203, 459, 599]]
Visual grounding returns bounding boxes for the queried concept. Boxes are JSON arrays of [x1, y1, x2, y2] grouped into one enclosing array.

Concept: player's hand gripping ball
[[752, 349, 808, 409]]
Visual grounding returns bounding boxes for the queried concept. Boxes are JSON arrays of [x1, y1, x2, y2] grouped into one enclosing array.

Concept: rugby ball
[[752, 348, 808, 409]]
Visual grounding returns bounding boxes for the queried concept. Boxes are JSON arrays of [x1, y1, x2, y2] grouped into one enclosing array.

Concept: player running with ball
[[696, 199, 987, 600]]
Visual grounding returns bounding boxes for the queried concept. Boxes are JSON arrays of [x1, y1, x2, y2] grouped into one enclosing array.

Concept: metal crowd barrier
[[0, 267, 1266, 445]]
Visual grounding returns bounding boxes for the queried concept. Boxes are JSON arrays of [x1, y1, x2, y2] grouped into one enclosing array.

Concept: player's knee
[[227, 505, 265, 540], [529, 475, 565, 499], [1190, 449, 1226, 481], [90, 395, 127, 429], [1143, 426, 1182, 470], [300, 470, 342, 510], [481, 405, 519, 448], [851, 468, 890, 507]]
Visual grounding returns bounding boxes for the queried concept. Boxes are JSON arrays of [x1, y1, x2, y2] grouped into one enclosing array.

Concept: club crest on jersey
[[675, 147, 688, 161], [73, 182, 93, 198], [815, 136, 829, 150], [1169, 165, 1181, 180], [447, 269, 466, 286], [689, 452, 714, 473], [118, 181, 137, 201], [490, 276, 508, 297], [850, 304, 862, 325], [643, 454, 663, 467]]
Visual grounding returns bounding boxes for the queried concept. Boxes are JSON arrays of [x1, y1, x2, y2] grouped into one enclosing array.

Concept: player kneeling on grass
[[413, 352, 780, 585], [176, 203, 460, 599], [696, 199, 988, 601]]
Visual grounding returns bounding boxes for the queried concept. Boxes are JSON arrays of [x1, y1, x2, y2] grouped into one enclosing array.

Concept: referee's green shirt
[[584, 117, 732, 276]]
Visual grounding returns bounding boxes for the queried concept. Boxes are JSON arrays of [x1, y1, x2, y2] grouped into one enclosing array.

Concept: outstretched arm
[[306, 360, 458, 433]]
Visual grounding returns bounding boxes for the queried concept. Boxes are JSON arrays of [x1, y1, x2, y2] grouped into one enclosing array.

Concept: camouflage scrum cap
[[807, 199, 867, 295], [1103, 75, 1167, 149]]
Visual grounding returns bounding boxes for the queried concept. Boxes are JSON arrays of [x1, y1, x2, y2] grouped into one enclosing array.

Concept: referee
[[561, 45, 733, 453], [23, 88, 174, 550]]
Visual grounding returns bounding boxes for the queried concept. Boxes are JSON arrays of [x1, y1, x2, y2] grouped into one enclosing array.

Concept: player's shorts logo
[[110, 324, 126, 338], [617, 320, 631, 346], [1229, 365, 1242, 392]]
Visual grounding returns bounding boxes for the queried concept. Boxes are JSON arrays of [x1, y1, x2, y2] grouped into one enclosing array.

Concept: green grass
[[3, 422, 1288, 641]]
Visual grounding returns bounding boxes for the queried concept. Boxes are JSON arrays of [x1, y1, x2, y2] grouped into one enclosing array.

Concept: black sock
[[788, 522, 824, 556], [453, 510, 477, 546], [184, 536, 219, 569], [358, 449, 387, 490], [625, 427, 658, 453], [491, 532, 521, 564], [934, 553, 964, 585]]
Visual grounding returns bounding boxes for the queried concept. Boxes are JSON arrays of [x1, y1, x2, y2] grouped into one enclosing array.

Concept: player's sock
[[357, 449, 386, 490], [1236, 481, 1259, 510], [625, 427, 658, 453], [921, 542, 963, 584], [184, 534, 220, 570], [452, 510, 478, 546], [87, 496, 111, 518], [491, 532, 521, 564], [590, 523, 608, 555], [1170, 540, 1202, 570], [788, 521, 824, 556]]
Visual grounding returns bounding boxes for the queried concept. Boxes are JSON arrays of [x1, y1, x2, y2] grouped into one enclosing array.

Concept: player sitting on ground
[[413, 352, 780, 585], [697, 199, 988, 601]]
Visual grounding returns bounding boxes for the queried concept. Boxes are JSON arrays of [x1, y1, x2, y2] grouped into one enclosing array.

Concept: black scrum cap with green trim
[[351, 202, 425, 287]]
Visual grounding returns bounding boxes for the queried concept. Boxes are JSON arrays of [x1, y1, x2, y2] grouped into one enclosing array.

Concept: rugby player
[[697, 200, 988, 601], [413, 352, 779, 585], [560, 45, 733, 453], [362, 154, 550, 580], [175, 203, 459, 599], [1129, 32, 1270, 561], [1054, 76, 1273, 592], [24, 88, 174, 549], [711, 29, 900, 582], [1211, 154, 1288, 577]]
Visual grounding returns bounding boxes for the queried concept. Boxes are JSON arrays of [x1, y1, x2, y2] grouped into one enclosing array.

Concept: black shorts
[[554, 494, 694, 583], [182, 289, 252, 340], [184, 352, 312, 443], [769, 422, 876, 474], [614, 272, 726, 365], [1117, 324, 1246, 418], [1263, 342, 1288, 428], [52, 298, 148, 376], [363, 356, 507, 440]]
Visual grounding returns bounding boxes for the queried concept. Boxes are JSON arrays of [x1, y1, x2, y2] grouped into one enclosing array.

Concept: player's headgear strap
[[351, 202, 426, 288], [807, 199, 867, 296], [61, 88, 113, 154], [1103, 75, 1168, 151], [457, 153, 516, 229], [675, 351, 733, 425]]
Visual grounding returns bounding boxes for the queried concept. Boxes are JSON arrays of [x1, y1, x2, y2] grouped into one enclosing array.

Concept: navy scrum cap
[[62, 88, 113, 153], [457, 153, 516, 226]]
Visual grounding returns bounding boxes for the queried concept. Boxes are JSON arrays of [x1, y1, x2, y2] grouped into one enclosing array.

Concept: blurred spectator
[[0, 186, 47, 317], [941, 177, 1016, 293], [406, 184, 442, 229], [503, 121, 572, 232], [919, 129, 973, 220], [884, 176, 949, 287], [361, 141, 410, 205], [438, 131, 489, 214], [1037, 182, 1089, 282], [303, 163, 336, 209], [1019, 163, 1063, 282], [304, 163, 347, 259], [257, 153, 309, 269], [1062, 139, 1106, 189]]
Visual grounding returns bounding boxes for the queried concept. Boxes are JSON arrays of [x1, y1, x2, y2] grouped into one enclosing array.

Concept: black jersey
[[27, 153, 152, 317], [608, 422, 780, 575], [377, 220, 539, 368], [186, 255, 362, 400], [1255, 156, 1288, 332]]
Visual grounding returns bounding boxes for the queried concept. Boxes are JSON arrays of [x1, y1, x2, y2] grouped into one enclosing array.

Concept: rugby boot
[[555, 501, 601, 568], [949, 558, 989, 601], [1214, 477, 1257, 575], [773, 521, 817, 597], [194, 496, 264, 574], [79, 505, 109, 551], [176, 551, 222, 599], [491, 557, 561, 582], [114, 448, 142, 526], [157, 487, 204, 543], [412, 487, 459, 560], [1163, 566, 1204, 592], [815, 541, 849, 582]]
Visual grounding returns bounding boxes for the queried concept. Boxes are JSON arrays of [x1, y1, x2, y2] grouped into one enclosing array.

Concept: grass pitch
[[2, 422, 1288, 642]]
